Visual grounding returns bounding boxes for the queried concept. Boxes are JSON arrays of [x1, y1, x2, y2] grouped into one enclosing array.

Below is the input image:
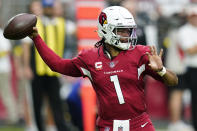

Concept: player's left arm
[[146, 46, 178, 86]]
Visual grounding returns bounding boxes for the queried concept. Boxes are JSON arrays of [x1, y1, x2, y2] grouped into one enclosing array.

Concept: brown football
[[3, 13, 37, 40]]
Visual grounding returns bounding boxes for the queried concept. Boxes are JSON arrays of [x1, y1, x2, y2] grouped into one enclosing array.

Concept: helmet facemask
[[110, 26, 137, 50]]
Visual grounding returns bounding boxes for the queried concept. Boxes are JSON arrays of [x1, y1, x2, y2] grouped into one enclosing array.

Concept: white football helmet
[[97, 6, 137, 50]]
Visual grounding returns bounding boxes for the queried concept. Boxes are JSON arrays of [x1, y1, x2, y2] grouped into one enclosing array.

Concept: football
[[3, 13, 37, 40]]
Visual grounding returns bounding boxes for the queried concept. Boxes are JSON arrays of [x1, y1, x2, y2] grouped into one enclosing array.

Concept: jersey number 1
[[110, 75, 125, 104]]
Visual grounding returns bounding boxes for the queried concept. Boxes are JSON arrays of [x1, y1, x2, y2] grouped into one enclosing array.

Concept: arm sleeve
[[32, 35, 82, 77]]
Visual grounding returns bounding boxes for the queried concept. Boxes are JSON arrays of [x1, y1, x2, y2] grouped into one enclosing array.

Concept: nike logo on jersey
[[141, 122, 148, 128]]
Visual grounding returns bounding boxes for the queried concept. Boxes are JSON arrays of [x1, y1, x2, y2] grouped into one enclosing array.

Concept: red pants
[[97, 112, 155, 131]]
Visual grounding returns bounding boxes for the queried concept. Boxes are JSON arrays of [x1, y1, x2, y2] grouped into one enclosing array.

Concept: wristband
[[157, 67, 166, 77]]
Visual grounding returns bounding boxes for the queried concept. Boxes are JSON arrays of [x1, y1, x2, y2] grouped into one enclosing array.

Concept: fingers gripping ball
[[3, 13, 37, 40]]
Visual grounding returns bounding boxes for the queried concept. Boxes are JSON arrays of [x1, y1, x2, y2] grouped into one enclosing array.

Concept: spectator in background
[[18, 1, 43, 131], [53, 1, 81, 130], [13, 39, 38, 131], [0, 27, 19, 124], [23, 1, 53, 130], [53, 0, 77, 59], [177, 4, 197, 131], [22, 0, 68, 130], [165, 13, 193, 131]]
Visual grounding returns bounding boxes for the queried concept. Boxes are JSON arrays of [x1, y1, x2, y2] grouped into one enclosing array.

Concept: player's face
[[114, 28, 131, 43]]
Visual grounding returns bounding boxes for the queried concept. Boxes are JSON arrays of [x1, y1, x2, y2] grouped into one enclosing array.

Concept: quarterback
[[29, 6, 178, 131]]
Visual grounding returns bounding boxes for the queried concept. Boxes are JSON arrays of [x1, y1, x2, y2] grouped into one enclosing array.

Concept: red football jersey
[[32, 22, 163, 131], [71, 45, 163, 120], [32, 35, 163, 127]]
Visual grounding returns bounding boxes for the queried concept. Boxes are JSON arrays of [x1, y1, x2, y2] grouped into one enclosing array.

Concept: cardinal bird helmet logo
[[99, 12, 107, 26]]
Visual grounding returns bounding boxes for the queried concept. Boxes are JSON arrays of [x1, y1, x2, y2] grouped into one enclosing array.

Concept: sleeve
[[32, 35, 82, 77], [139, 46, 163, 82]]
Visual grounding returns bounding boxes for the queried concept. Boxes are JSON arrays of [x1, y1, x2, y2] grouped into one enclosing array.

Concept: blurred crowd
[[0, 0, 197, 131]]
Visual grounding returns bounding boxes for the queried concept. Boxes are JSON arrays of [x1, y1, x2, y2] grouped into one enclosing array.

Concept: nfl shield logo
[[110, 62, 115, 68], [118, 126, 123, 131], [108, 60, 119, 68]]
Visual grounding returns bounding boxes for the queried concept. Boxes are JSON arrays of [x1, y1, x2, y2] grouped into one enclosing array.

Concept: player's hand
[[29, 27, 38, 39], [146, 46, 163, 72]]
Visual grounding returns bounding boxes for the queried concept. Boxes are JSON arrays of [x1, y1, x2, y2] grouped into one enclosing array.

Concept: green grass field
[[0, 127, 24, 131]]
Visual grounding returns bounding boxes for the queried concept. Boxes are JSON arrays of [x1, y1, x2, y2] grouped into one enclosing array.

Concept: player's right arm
[[29, 27, 82, 77]]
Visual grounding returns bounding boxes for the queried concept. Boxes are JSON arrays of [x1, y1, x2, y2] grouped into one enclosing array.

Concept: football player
[[29, 6, 178, 131]]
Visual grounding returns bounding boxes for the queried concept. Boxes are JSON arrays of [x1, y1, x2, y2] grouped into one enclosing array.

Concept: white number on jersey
[[110, 75, 125, 104]]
